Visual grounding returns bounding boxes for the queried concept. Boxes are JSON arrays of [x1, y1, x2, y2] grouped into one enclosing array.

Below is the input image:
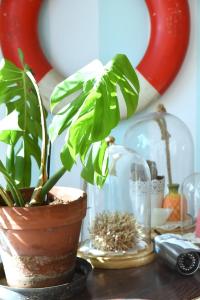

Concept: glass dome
[[123, 109, 194, 233], [180, 173, 200, 242], [78, 140, 154, 268]]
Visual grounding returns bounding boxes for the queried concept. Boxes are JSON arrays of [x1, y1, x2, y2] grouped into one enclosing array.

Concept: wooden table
[[72, 257, 200, 300]]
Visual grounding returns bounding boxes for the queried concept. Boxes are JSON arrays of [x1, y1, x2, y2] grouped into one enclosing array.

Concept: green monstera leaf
[[50, 54, 139, 187], [0, 56, 45, 188]]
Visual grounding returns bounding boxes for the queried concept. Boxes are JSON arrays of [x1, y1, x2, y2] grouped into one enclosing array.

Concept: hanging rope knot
[[157, 103, 167, 113]]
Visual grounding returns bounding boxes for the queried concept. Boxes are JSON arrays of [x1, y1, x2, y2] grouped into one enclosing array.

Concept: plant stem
[[0, 161, 25, 206], [40, 166, 66, 200], [0, 186, 13, 207], [47, 142, 52, 179], [6, 144, 15, 180], [27, 71, 48, 205]]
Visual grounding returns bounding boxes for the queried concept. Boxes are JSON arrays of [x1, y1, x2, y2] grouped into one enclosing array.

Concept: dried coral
[[89, 211, 146, 252]]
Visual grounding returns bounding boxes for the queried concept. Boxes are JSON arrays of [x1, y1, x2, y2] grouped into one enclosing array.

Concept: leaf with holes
[[0, 59, 46, 187], [50, 54, 139, 186]]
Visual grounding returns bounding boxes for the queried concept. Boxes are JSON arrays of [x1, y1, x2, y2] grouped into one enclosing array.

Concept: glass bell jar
[[78, 137, 154, 269], [123, 105, 194, 234], [180, 173, 200, 242]]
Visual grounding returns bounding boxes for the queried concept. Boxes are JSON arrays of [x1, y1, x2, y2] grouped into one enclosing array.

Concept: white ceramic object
[[151, 177, 165, 209], [129, 178, 165, 225], [151, 208, 172, 227], [129, 180, 150, 224]]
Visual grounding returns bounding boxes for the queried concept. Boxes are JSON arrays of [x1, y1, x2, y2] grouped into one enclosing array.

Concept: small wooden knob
[[105, 136, 115, 145], [157, 104, 167, 113]]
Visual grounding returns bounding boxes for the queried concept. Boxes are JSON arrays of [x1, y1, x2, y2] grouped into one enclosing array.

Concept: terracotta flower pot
[[0, 187, 87, 288]]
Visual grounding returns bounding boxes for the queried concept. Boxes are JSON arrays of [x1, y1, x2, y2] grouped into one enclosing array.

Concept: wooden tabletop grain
[[72, 257, 200, 300]]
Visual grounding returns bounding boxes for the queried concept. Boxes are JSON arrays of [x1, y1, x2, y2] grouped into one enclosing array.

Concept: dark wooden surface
[[72, 257, 200, 300]]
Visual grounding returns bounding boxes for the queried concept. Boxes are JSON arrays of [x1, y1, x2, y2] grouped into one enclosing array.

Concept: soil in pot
[[0, 187, 87, 288]]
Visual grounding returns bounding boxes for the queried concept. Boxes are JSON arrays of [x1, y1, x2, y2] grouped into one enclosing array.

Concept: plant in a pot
[[0, 52, 139, 289]]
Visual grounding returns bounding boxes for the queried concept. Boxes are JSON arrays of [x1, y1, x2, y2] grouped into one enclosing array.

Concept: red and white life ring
[[0, 0, 190, 114]]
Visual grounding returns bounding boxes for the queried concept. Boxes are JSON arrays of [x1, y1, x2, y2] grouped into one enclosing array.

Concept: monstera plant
[[0, 52, 139, 205], [0, 52, 139, 289]]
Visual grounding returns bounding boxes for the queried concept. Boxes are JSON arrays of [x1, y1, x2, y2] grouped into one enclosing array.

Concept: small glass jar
[[123, 109, 194, 233], [79, 139, 154, 268]]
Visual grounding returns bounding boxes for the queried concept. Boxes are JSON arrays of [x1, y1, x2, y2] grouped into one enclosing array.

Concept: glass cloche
[[78, 137, 154, 269], [123, 105, 194, 234], [180, 173, 200, 242]]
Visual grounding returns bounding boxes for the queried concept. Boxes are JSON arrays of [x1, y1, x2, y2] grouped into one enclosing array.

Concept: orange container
[[163, 184, 187, 222]]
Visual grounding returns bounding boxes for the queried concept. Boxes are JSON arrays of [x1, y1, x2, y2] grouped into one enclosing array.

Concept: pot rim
[[0, 186, 87, 230]]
